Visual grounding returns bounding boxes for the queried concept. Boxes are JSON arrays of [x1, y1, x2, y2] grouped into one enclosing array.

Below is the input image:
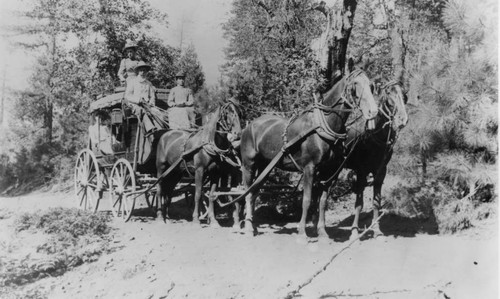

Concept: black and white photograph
[[0, 0, 498, 298]]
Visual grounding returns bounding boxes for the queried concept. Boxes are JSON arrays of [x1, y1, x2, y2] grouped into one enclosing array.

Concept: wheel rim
[[74, 149, 101, 212], [109, 159, 136, 221]]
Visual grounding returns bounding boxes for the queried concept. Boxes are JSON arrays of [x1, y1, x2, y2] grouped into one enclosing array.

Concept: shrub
[[1, 208, 112, 289], [386, 179, 495, 234]]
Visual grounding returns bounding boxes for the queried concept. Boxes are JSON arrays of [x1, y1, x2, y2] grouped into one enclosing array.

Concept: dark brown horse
[[344, 80, 408, 239], [239, 69, 378, 240], [155, 101, 242, 226]]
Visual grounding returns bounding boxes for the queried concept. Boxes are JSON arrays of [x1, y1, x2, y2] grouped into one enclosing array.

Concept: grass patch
[[1, 208, 112, 290]]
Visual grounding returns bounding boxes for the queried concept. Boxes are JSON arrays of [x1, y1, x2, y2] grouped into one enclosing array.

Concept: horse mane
[[322, 76, 346, 106], [321, 68, 366, 107], [202, 105, 221, 142]]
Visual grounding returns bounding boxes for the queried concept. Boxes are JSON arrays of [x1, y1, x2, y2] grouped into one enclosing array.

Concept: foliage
[[387, 179, 495, 234], [221, 0, 324, 121], [176, 44, 206, 93], [1, 208, 112, 289], [347, 0, 497, 192]]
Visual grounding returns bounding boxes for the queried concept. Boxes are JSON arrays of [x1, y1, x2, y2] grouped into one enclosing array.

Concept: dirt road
[[0, 191, 498, 299]]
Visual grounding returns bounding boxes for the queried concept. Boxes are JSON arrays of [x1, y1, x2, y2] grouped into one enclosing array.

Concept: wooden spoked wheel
[[109, 159, 136, 222], [74, 149, 101, 212]]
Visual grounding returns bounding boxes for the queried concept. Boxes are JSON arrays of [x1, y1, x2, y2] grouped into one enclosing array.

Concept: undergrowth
[[0, 208, 112, 291], [386, 180, 496, 234]]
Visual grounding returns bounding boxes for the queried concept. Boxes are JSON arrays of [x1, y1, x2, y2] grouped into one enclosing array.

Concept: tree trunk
[[316, 0, 358, 91], [390, 28, 407, 85], [420, 150, 427, 181], [44, 99, 53, 143]]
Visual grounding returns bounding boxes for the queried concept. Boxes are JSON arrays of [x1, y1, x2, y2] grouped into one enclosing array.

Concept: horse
[[343, 80, 408, 240], [155, 100, 242, 226], [239, 68, 378, 240]]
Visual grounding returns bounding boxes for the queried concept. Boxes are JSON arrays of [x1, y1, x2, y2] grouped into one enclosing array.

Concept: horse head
[[324, 68, 378, 123], [219, 99, 242, 144], [377, 80, 408, 130], [204, 99, 242, 149]]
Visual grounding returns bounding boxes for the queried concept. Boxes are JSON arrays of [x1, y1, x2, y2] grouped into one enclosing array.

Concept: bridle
[[217, 102, 240, 134], [367, 80, 405, 147], [378, 80, 402, 127], [203, 102, 242, 167], [312, 69, 370, 141]]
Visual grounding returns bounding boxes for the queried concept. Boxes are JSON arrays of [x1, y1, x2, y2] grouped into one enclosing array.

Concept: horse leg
[[192, 167, 204, 224], [232, 200, 241, 229], [317, 186, 329, 241], [157, 180, 174, 224], [242, 164, 257, 235], [350, 173, 366, 241], [371, 167, 387, 237], [207, 179, 221, 228], [297, 164, 314, 241], [156, 180, 164, 221]]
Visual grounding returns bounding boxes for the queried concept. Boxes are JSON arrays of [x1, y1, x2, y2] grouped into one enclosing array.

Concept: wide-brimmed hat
[[175, 71, 186, 78], [123, 40, 138, 51], [135, 61, 151, 71]]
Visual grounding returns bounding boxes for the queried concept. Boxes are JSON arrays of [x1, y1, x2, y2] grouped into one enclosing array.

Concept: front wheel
[[109, 159, 136, 222], [74, 149, 101, 211]]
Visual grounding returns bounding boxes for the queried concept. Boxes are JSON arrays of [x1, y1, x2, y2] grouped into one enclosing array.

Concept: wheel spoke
[[80, 189, 87, 208], [123, 174, 131, 187]]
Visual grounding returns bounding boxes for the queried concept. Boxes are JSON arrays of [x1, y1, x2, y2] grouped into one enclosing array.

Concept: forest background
[[0, 0, 497, 233]]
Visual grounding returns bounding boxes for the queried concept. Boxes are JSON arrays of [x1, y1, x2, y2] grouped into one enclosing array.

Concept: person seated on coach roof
[[117, 40, 140, 86]]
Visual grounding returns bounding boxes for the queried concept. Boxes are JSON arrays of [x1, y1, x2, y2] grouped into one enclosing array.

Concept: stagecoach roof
[[88, 88, 170, 113], [89, 92, 124, 113]]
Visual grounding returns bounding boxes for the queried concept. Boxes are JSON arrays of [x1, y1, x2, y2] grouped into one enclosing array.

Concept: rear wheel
[[109, 159, 136, 221], [74, 149, 101, 212]]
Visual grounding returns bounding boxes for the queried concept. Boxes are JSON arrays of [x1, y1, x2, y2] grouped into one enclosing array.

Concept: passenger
[[89, 114, 115, 155], [117, 40, 140, 86], [167, 71, 194, 129], [126, 61, 156, 107], [125, 61, 156, 133]]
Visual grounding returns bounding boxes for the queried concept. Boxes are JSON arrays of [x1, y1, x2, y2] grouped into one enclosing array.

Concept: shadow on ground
[[336, 211, 439, 238]]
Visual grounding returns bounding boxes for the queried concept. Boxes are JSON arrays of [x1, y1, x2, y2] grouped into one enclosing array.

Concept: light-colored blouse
[[167, 85, 194, 107], [125, 76, 156, 105], [118, 58, 139, 83]]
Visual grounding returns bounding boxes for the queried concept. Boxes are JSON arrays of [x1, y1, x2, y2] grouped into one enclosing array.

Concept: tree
[[222, 0, 324, 120], [176, 44, 205, 93]]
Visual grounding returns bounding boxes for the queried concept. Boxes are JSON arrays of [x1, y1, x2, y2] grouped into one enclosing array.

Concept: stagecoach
[[74, 87, 174, 221], [74, 87, 246, 223]]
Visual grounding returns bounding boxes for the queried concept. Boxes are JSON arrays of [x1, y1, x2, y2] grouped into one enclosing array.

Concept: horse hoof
[[209, 222, 222, 229], [373, 230, 384, 239], [243, 220, 256, 235], [371, 225, 383, 238]]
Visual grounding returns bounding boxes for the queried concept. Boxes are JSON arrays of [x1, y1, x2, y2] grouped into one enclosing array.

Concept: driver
[[125, 61, 156, 133]]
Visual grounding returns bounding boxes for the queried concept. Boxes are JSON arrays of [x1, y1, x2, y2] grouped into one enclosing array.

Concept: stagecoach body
[[74, 88, 170, 221]]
